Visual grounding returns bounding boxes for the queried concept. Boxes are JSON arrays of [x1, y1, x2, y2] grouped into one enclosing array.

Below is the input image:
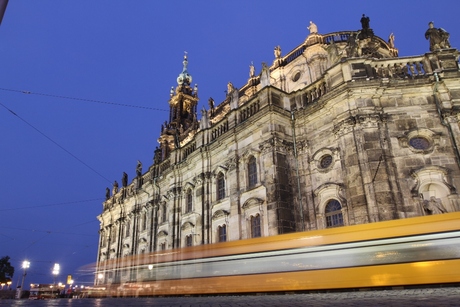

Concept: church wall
[[96, 26, 460, 284]]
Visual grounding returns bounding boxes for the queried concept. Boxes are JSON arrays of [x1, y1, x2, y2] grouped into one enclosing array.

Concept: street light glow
[[52, 263, 60, 276]]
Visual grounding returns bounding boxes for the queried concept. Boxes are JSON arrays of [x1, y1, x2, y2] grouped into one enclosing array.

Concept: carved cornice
[[333, 113, 387, 137], [258, 136, 292, 154]]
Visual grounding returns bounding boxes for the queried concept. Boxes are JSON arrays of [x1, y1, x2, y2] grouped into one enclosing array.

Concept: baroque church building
[[97, 18, 460, 284]]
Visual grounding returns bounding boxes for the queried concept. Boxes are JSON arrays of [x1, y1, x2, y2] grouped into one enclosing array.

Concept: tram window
[[251, 214, 261, 238], [325, 199, 344, 228], [218, 225, 227, 242]]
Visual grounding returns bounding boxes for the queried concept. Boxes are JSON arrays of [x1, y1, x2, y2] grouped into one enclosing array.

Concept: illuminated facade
[[96, 21, 460, 284]]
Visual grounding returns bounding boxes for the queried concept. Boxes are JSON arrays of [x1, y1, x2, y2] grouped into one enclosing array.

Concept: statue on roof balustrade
[[425, 21, 451, 51], [307, 21, 318, 34]]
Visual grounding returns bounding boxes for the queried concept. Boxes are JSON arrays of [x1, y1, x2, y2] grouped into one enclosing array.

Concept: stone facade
[[96, 22, 460, 284]]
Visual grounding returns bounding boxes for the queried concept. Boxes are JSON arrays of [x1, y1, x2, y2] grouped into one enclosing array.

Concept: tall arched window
[[125, 221, 130, 237], [162, 205, 167, 223], [186, 235, 193, 247], [186, 189, 193, 213], [248, 156, 258, 188], [141, 213, 147, 231], [325, 199, 343, 228], [251, 214, 261, 238], [218, 225, 227, 242], [217, 172, 225, 200]]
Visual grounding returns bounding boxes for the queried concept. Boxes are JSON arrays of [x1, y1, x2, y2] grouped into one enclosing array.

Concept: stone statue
[[249, 62, 255, 78], [423, 196, 447, 215], [346, 33, 359, 57], [122, 172, 128, 187], [208, 97, 214, 109], [425, 21, 451, 51], [260, 62, 271, 88], [194, 84, 198, 97], [360, 14, 370, 30], [105, 187, 110, 200], [153, 146, 161, 164], [227, 82, 234, 95], [112, 181, 119, 195], [308, 21, 318, 34], [274, 45, 281, 58], [136, 160, 142, 177], [388, 33, 395, 48]]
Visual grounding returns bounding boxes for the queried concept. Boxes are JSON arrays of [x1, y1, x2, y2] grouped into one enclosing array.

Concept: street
[[1, 287, 459, 306]]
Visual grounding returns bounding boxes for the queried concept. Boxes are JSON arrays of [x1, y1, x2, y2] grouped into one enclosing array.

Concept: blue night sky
[[0, 1, 458, 286]]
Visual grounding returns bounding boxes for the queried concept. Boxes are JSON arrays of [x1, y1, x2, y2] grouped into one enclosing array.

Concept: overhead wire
[[0, 87, 169, 112], [0, 101, 113, 184], [0, 198, 105, 212]]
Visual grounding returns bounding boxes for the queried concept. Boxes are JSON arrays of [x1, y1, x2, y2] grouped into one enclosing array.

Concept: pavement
[[2, 287, 460, 306]]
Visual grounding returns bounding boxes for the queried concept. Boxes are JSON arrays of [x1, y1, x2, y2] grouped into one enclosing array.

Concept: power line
[[0, 198, 104, 212], [0, 101, 112, 184], [0, 226, 97, 237], [0, 87, 168, 111]]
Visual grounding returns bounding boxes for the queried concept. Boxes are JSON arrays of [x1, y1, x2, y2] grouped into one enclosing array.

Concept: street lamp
[[16, 260, 30, 299], [20, 261, 30, 290], [52, 263, 60, 285]]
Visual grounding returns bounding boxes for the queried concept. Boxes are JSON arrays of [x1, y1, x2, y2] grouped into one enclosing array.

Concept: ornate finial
[[177, 52, 192, 85]]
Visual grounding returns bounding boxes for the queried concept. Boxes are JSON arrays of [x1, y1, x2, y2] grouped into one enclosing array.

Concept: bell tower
[[158, 53, 199, 159]]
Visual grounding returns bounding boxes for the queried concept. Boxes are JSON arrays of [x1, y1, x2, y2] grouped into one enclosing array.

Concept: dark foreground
[[1, 287, 459, 306]]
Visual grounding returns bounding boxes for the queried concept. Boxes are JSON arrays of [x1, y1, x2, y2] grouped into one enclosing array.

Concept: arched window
[[217, 172, 225, 200], [251, 214, 261, 238], [248, 156, 258, 188], [186, 235, 193, 247], [186, 189, 193, 213], [325, 199, 343, 228], [218, 225, 227, 242], [141, 213, 147, 231], [159, 242, 166, 250], [100, 231, 106, 247], [125, 221, 130, 237], [111, 226, 116, 241], [162, 205, 167, 223]]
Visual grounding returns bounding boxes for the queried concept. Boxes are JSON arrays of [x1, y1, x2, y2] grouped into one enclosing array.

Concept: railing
[[239, 100, 260, 123], [211, 120, 229, 141]]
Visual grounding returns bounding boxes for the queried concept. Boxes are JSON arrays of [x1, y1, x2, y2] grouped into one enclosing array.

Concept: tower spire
[[158, 53, 199, 158]]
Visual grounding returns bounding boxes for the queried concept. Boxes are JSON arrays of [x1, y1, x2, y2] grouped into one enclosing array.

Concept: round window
[[292, 71, 301, 82], [409, 137, 430, 150], [319, 155, 333, 169]]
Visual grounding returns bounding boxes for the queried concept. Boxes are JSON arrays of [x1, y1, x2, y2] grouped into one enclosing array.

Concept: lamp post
[[52, 263, 59, 297], [17, 260, 30, 299]]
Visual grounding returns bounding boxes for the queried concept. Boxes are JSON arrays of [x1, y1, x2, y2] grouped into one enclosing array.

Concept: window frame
[[218, 225, 227, 242], [251, 214, 261, 238], [217, 172, 225, 200], [248, 156, 258, 188], [325, 199, 344, 228]]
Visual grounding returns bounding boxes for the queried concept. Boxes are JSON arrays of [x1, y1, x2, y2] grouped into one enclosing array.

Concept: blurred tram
[[96, 212, 460, 296]]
